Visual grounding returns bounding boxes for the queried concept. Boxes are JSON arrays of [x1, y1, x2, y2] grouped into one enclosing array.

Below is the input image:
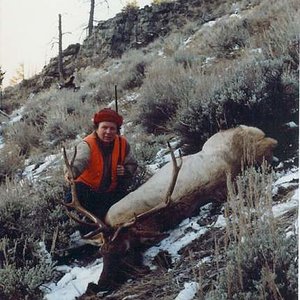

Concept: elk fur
[[105, 125, 278, 227]]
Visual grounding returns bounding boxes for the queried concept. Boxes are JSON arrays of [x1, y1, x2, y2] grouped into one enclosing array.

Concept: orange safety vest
[[76, 133, 127, 192]]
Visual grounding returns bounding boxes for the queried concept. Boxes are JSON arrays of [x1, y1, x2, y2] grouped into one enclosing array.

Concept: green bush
[[0, 175, 72, 299], [206, 19, 251, 58], [0, 143, 25, 182], [41, 96, 95, 148], [137, 58, 196, 133], [176, 56, 298, 155], [3, 122, 42, 156], [0, 259, 55, 300]]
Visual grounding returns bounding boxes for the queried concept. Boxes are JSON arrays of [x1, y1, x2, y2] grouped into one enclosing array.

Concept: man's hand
[[117, 165, 125, 176]]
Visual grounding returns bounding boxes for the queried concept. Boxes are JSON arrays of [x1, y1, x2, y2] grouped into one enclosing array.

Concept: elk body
[[63, 125, 278, 293]]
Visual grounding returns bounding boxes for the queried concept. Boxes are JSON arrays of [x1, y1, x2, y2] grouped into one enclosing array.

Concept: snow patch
[[175, 281, 199, 300], [43, 259, 103, 300]]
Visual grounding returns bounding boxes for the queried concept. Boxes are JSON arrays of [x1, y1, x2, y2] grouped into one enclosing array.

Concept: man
[[65, 108, 137, 220]]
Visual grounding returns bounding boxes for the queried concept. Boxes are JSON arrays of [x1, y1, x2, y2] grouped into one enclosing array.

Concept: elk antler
[[62, 146, 110, 236], [133, 141, 182, 220], [111, 142, 183, 242]]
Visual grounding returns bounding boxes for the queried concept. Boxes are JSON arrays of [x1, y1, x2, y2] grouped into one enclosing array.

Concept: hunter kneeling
[[64, 108, 137, 221]]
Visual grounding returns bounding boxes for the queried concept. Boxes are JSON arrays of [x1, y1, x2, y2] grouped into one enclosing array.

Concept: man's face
[[96, 121, 118, 143]]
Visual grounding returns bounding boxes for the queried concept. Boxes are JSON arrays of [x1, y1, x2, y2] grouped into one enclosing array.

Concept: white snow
[[272, 188, 298, 218], [8, 106, 24, 124], [0, 135, 4, 149], [144, 214, 209, 264], [43, 259, 103, 300], [203, 20, 216, 27], [22, 154, 61, 181], [285, 121, 298, 128], [274, 170, 298, 186], [174, 282, 199, 300]]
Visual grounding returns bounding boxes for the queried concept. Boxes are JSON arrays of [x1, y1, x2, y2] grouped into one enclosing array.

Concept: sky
[[0, 0, 152, 87]]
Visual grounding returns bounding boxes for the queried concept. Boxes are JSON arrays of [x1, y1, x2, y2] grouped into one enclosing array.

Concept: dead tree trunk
[[58, 14, 64, 82], [88, 0, 95, 36]]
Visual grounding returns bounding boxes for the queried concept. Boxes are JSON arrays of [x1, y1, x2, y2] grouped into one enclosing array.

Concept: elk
[[62, 125, 278, 293]]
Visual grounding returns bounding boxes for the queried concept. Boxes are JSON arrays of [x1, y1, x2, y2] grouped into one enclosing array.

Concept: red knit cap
[[93, 108, 123, 127]]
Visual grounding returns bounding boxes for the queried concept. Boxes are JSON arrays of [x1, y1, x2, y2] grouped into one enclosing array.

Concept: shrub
[[90, 71, 122, 103], [174, 49, 206, 69], [0, 174, 72, 299], [206, 18, 251, 58], [128, 133, 162, 190], [80, 52, 153, 103], [3, 121, 42, 156], [207, 165, 298, 299], [176, 56, 298, 155], [0, 176, 65, 241], [21, 102, 48, 128], [41, 94, 95, 147], [119, 50, 154, 90], [0, 143, 25, 182], [137, 58, 196, 133], [122, 0, 139, 13], [0, 256, 55, 300], [152, 0, 173, 5]]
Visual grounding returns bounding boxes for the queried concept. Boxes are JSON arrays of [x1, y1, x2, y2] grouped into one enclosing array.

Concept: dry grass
[[0, 172, 72, 299], [0, 142, 25, 181], [207, 164, 298, 299]]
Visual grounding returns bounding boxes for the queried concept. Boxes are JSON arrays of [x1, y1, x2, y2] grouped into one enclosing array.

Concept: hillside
[[0, 0, 298, 299]]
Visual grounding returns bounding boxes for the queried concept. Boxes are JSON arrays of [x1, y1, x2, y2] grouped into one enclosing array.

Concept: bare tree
[[58, 14, 64, 82], [88, 0, 95, 36], [0, 66, 5, 110], [87, 0, 109, 36], [0, 67, 4, 87]]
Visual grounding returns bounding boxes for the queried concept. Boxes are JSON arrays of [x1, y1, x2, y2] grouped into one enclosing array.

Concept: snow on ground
[[147, 140, 181, 173], [174, 282, 200, 300], [0, 135, 4, 149], [42, 167, 298, 300], [22, 154, 61, 181], [43, 260, 103, 300], [43, 203, 220, 300], [0, 106, 25, 149], [144, 203, 219, 265], [8, 106, 24, 124]]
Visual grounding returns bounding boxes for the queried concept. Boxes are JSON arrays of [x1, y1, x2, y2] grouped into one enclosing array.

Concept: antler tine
[[112, 142, 183, 238], [70, 145, 77, 168], [62, 146, 109, 232], [166, 142, 182, 204], [135, 142, 182, 219]]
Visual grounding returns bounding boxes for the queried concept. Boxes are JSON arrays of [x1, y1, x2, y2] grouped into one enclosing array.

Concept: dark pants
[[64, 182, 127, 220]]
